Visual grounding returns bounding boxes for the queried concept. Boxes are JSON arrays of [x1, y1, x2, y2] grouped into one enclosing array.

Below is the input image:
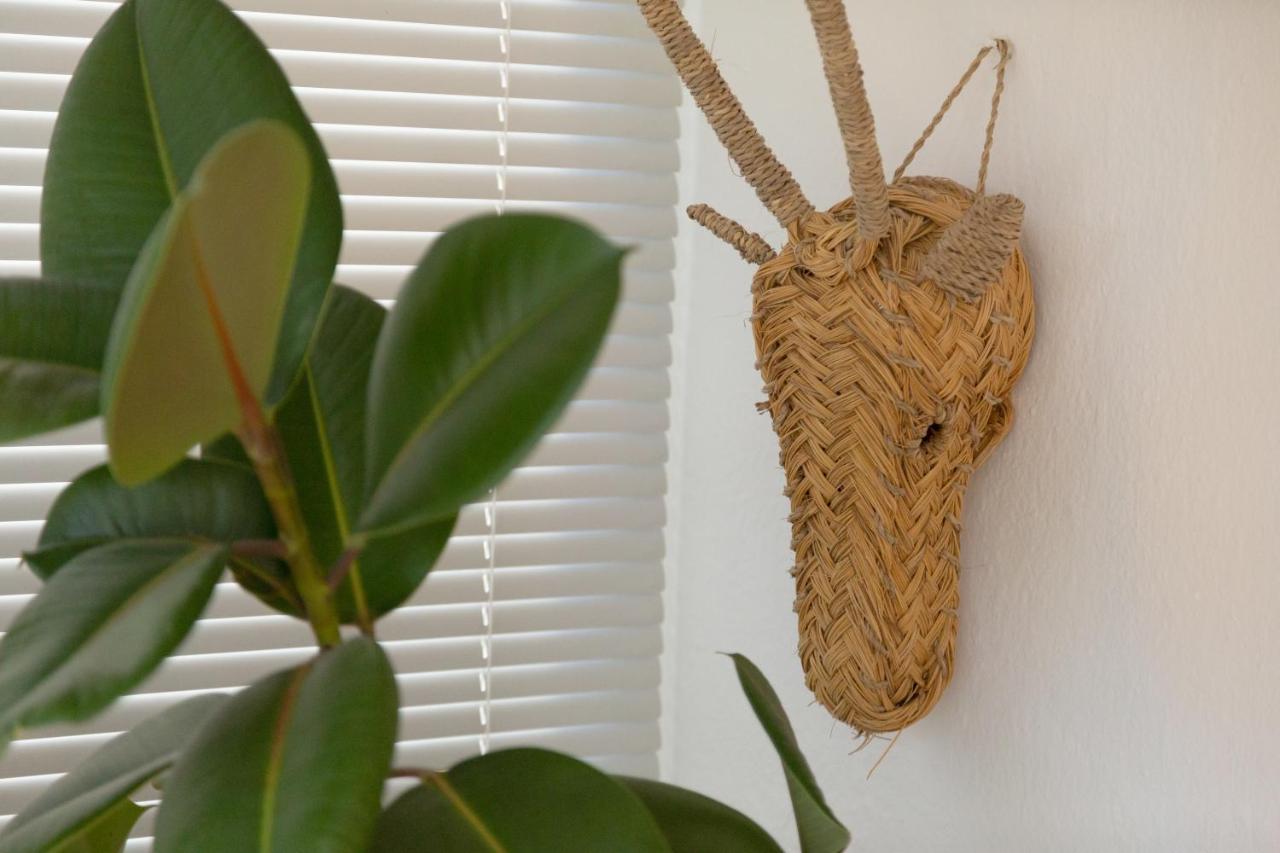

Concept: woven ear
[[918, 193, 1024, 301]]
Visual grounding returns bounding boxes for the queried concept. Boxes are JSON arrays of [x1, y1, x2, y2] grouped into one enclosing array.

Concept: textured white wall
[[665, 1, 1280, 850]]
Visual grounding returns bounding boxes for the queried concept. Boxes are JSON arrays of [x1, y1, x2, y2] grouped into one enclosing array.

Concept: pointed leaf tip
[[728, 654, 849, 853]]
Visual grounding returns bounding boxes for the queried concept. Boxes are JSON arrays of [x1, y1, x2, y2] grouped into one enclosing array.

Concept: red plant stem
[[186, 243, 342, 649], [230, 538, 289, 560], [238, 417, 342, 648], [326, 547, 360, 593]]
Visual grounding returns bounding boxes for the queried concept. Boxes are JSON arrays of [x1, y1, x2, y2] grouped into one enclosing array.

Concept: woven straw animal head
[[639, 0, 1035, 734]]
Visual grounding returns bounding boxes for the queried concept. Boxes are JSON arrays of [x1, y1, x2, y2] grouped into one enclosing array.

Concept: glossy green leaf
[[0, 279, 117, 442], [49, 799, 144, 853], [728, 654, 849, 853], [275, 286, 455, 622], [25, 459, 275, 579], [23, 457, 298, 613], [201, 432, 254, 469], [0, 540, 226, 751], [155, 637, 397, 852], [193, 436, 302, 614], [616, 777, 783, 853], [360, 214, 625, 535], [0, 694, 226, 853], [370, 748, 670, 852], [101, 120, 310, 485], [42, 0, 341, 401]]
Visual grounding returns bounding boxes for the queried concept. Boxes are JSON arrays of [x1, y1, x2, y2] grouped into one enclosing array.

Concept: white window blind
[[0, 0, 678, 842]]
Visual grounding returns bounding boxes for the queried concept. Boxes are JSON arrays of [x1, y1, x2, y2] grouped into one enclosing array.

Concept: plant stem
[[387, 766, 433, 779], [228, 555, 303, 612], [327, 546, 376, 638], [238, 414, 342, 648], [230, 538, 289, 560], [186, 241, 341, 648], [326, 547, 360, 592]]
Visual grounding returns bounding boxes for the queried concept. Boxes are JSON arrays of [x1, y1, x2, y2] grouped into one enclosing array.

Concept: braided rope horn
[[638, 0, 1035, 734]]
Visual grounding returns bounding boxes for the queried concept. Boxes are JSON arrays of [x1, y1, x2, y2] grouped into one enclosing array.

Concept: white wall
[[666, 1, 1280, 850]]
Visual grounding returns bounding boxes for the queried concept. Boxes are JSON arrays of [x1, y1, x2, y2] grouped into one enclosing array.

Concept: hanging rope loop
[[893, 38, 1011, 193]]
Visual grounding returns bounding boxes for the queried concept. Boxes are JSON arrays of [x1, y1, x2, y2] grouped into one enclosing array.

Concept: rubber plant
[[0, 0, 852, 850]]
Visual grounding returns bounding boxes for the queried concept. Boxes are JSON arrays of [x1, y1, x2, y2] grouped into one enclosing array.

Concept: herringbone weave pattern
[[754, 179, 1033, 732], [638, 0, 1035, 733]]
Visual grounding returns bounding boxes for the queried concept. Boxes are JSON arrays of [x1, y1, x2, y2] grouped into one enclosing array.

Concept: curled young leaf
[[101, 120, 310, 485]]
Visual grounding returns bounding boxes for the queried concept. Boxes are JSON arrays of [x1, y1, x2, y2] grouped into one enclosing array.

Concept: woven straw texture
[[755, 179, 1033, 732], [638, 0, 1035, 734]]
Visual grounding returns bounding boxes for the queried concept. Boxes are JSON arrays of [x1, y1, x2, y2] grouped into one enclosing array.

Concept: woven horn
[[803, 0, 890, 248], [687, 203, 777, 265], [636, 0, 813, 229]]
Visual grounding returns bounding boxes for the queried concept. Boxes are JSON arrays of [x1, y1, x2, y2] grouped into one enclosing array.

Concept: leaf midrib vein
[[6, 543, 216, 725], [368, 254, 615, 521], [428, 773, 508, 852]]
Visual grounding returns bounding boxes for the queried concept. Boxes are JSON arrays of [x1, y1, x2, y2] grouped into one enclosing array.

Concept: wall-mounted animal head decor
[[638, 0, 1035, 735]]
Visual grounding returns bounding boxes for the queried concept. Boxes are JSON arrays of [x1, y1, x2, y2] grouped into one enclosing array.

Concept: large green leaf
[[0, 694, 226, 853], [360, 214, 625, 535], [42, 0, 341, 401], [728, 655, 849, 853], [154, 637, 397, 852], [370, 748, 670, 852], [25, 459, 274, 579], [23, 457, 298, 613], [101, 120, 310, 485], [0, 279, 117, 442], [0, 540, 226, 750], [275, 285, 455, 623], [49, 799, 144, 853], [617, 777, 783, 853]]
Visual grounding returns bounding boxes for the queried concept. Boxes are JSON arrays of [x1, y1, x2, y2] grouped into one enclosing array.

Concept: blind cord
[[479, 0, 512, 757]]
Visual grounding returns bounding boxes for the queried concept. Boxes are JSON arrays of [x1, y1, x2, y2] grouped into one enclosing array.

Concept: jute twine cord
[[636, 0, 813, 226], [893, 42, 998, 182], [639, 0, 1035, 734], [976, 40, 1010, 194], [918, 192, 1024, 302]]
